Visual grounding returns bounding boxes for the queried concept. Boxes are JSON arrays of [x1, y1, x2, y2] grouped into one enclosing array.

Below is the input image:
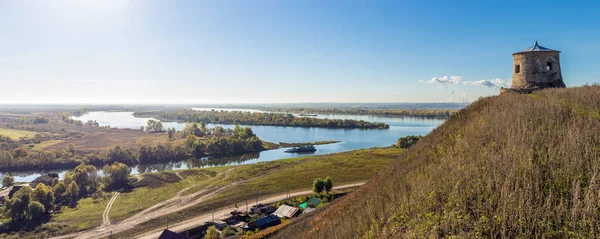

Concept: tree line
[[0, 124, 264, 170], [134, 110, 389, 129], [260, 107, 457, 119]]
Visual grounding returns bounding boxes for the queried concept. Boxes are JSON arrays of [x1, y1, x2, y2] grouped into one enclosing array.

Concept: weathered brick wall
[[511, 51, 565, 89]]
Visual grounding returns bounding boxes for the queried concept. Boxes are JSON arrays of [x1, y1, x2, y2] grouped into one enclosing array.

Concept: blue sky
[[1, 0, 599, 104]]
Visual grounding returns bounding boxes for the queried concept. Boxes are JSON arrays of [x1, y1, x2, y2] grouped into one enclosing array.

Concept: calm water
[[3, 110, 444, 182]]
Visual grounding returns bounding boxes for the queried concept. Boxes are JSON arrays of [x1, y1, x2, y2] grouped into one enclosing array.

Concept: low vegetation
[[113, 146, 401, 238], [134, 110, 390, 129], [275, 85, 600, 238]]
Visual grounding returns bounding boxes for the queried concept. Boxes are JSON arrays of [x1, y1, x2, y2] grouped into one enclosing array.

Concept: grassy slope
[[51, 193, 113, 233], [0, 127, 37, 140], [275, 86, 600, 238], [113, 147, 400, 238]]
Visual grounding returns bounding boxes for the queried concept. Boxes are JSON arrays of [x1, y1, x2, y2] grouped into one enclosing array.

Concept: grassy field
[[113, 146, 401, 238], [110, 180, 190, 222], [110, 167, 230, 222], [51, 193, 113, 233], [31, 140, 64, 150], [0, 127, 38, 140]]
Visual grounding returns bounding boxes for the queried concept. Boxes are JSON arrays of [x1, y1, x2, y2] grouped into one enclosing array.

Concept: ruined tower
[[511, 41, 565, 89]]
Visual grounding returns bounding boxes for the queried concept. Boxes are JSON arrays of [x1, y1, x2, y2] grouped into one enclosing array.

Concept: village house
[[30, 174, 58, 188]]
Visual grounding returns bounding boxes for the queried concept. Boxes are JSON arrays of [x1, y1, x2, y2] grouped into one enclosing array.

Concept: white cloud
[[463, 78, 510, 88], [419, 76, 462, 85]]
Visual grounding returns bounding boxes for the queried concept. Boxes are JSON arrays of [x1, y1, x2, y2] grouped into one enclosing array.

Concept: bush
[[28, 201, 45, 219], [204, 226, 220, 239], [396, 135, 422, 148], [222, 226, 236, 237]]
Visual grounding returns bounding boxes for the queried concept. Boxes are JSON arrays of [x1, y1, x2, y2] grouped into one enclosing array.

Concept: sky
[[1, 0, 600, 104]]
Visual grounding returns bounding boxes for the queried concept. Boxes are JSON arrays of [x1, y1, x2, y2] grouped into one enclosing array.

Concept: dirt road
[[50, 169, 238, 239], [136, 183, 365, 239], [101, 191, 120, 226]]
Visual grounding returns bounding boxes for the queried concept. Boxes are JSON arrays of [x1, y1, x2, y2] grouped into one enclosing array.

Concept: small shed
[[299, 197, 322, 209], [158, 229, 189, 239], [30, 175, 54, 188], [246, 214, 280, 230], [303, 207, 316, 214], [272, 205, 300, 219]]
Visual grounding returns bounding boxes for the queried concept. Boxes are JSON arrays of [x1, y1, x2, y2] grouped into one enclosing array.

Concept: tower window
[[546, 62, 552, 71], [515, 65, 520, 73]]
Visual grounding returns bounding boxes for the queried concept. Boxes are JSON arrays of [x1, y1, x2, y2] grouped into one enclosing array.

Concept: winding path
[[101, 191, 120, 226], [50, 170, 236, 239]]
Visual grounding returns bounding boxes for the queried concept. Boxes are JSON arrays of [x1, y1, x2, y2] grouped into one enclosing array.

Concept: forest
[[133, 110, 390, 129]]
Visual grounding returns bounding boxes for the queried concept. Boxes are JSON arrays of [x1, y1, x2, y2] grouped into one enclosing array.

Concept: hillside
[[274, 86, 600, 238]]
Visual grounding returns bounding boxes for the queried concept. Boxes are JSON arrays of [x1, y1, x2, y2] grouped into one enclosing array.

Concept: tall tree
[[66, 181, 79, 202], [323, 176, 333, 194], [33, 183, 54, 213], [2, 175, 14, 187], [313, 178, 325, 194], [103, 162, 131, 189]]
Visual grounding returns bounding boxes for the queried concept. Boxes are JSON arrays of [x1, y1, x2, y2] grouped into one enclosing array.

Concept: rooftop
[[514, 41, 560, 54], [273, 205, 300, 218]]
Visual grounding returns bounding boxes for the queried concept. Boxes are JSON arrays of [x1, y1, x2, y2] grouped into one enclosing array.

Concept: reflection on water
[[2, 110, 444, 182]]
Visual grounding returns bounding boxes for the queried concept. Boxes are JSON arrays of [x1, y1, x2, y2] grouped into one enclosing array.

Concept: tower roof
[[514, 41, 560, 54]]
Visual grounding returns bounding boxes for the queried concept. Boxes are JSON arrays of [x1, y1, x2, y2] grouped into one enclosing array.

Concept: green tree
[[397, 135, 422, 149], [204, 226, 221, 239], [103, 162, 131, 189], [213, 126, 224, 137], [146, 119, 164, 133], [204, 225, 220, 239], [221, 226, 236, 237], [67, 163, 98, 197], [7, 198, 26, 221], [53, 182, 67, 203], [27, 201, 45, 220], [66, 181, 79, 202], [6, 187, 33, 221], [313, 178, 325, 194], [323, 176, 333, 194], [2, 175, 14, 187], [51, 177, 59, 187], [33, 183, 54, 213]]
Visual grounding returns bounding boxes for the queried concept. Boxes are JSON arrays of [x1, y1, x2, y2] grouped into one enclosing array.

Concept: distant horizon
[[2, 1, 599, 104]]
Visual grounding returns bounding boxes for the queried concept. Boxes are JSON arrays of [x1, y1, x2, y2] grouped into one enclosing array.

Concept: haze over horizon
[[2, 0, 600, 104]]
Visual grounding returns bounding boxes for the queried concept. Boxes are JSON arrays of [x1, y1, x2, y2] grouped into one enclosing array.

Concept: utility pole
[[212, 209, 215, 222], [246, 199, 248, 213], [166, 216, 169, 229]]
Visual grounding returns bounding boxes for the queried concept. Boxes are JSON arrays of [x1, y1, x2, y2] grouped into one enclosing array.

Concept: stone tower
[[511, 41, 565, 89]]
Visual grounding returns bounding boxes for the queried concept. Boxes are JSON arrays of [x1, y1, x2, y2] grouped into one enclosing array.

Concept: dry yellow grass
[[0, 127, 37, 140], [276, 85, 600, 238]]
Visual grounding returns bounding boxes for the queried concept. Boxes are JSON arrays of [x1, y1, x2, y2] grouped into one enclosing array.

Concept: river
[[3, 109, 444, 182]]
